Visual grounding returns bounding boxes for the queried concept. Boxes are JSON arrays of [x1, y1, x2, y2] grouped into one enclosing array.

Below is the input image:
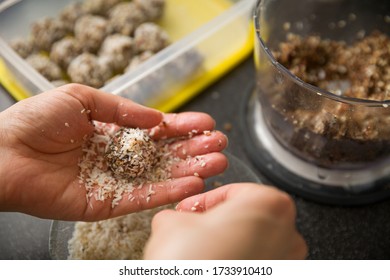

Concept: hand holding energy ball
[[0, 84, 227, 221], [144, 183, 308, 260]]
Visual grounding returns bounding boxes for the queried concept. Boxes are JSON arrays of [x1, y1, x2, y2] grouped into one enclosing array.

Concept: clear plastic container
[[0, 0, 254, 112], [245, 0, 390, 204]]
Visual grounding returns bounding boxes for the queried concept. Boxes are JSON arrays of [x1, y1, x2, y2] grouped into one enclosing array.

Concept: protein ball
[[59, 2, 86, 33], [105, 128, 157, 179], [133, 23, 169, 53], [83, 0, 122, 16], [125, 51, 154, 72], [67, 53, 112, 88], [50, 37, 82, 70], [108, 2, 147, 36], [134, 0, 165, 21], [166, 49, 204, 78], [26, 54, 62, 81], [74, 15, 108, 53], [9, 37, 34, 58], [31, 17, 67, 51], [99, 34, 134, 72]]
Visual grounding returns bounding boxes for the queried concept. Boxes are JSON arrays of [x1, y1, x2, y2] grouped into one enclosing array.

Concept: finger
[[150, 208, 198, 233], [149, 112, 215, 139], [175, 183, 254, 212], [176, 183, 292, 216], [175, 184, 232, 213], [170, 131, 228, 159], [287, 232, 308, 260], [150, 209, 178, 230], [57, 83, 163, 128], [83, 176, 205, 221], [111, 176, 205, 217], [171, 153, 228, 179]]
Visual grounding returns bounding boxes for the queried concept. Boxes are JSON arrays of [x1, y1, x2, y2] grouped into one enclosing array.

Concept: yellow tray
[[0, 0, 254, 112]]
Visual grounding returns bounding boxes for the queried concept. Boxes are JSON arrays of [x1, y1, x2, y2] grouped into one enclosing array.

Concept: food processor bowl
[[244, 0, 390, 204]]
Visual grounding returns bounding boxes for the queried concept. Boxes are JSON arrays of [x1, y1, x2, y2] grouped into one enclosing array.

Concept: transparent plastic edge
[[102, 0, 255, 95], [254, 0, 390, 107], [0, 37, 54, 93], [251, 100, 390, 190], [0, 0, 21, 12], [0, 0, 254, 98]]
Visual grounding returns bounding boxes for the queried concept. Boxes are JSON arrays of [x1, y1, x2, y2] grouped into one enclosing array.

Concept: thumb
[[151, 209, 178, 231], [57, 83, 163, 128]]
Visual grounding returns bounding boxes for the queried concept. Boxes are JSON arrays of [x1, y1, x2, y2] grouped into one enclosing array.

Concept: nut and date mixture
[[9, 0, 171, 88], [267, 30, 390, 164], [74, 15, 108, 54], [50, 37, 82, 70], [67, 53, 113, 88], [273, 31, 390, 102], [107, 2, 147, 36], [25, 54, 63, 81], [105, 128, 158, 179], [99, 34, 135, 73], [133, 22, 169, 53], [30, 17, 68, 52]]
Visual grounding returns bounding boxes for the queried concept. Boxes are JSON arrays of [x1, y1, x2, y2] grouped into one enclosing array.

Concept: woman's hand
[[144, 183, 307, 260], [0, 84, 227, 221]]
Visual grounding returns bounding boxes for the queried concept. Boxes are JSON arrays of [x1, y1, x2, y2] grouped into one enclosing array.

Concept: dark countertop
[[1, 58, 390, 260]]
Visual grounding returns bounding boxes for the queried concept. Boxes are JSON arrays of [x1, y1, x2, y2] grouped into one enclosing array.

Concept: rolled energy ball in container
[[105, 128, 157, 179], [26, 54, 62, 81], [98, 54, 119, 75], [134, 0, 166, 21], [31, 17, 67, 52], [98, 54, 116, 77], [67, 53, 112, 88], [125, 51, 154, 72], [108, 2, 147, 36], [50, 37, 82, 70], [59, 2, 86, 33], [166, 49, 204, 78], [9, 37, 34, 59], [83, 0, 122, 16], [120, 69, 164, 104], [74, 15, 108, 53], [133, 23, 169, 53], [99, 34, 135, 73]]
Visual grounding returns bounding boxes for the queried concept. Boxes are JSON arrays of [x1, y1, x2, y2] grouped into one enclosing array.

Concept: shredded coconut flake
[[68, 205, 172, 260], [72, 119, 210, 259], [78, 121, 180, 208]]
